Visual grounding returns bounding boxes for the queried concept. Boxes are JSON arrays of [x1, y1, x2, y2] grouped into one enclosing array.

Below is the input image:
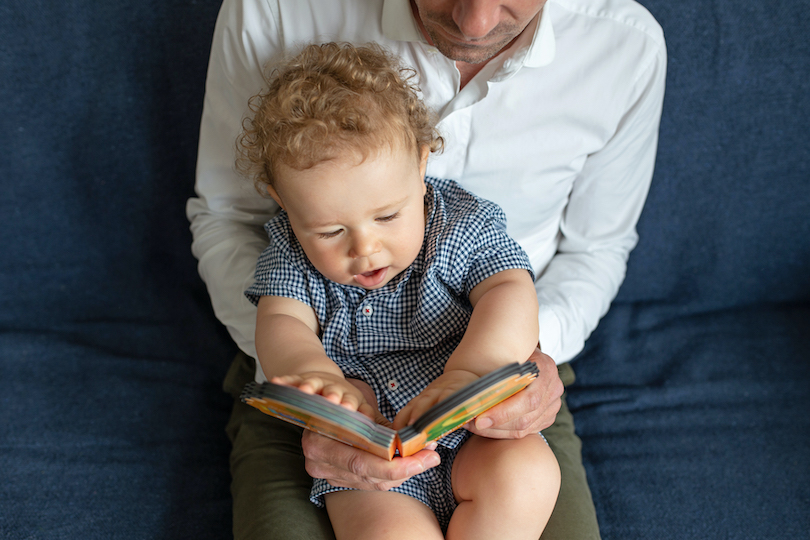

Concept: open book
[[240, 361, 539, 460]]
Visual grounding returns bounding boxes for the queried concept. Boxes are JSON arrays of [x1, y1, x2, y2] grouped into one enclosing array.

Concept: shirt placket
[[354, 291, 405, 412]]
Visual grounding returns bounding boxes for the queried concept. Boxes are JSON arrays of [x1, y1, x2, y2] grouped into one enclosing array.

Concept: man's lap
[[224, 352, 600, 540]]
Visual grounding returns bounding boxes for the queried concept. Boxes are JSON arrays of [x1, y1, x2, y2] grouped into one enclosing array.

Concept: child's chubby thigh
[[325, 488, 445, 540], [448, 433, 561, 539], [323, 434, 560, 540]]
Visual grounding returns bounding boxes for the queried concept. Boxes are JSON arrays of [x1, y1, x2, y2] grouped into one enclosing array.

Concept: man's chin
[[436, 43, 492, 64], [431, 38, 512, 65]]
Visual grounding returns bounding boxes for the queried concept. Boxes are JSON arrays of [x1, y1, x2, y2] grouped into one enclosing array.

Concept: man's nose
[[453, 0, 501, 39]]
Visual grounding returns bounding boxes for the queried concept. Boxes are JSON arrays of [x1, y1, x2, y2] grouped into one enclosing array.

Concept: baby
[[238, 42, 560, 539]]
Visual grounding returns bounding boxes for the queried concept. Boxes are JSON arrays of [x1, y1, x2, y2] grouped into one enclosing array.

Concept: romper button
[[362, 304, 373, 317]]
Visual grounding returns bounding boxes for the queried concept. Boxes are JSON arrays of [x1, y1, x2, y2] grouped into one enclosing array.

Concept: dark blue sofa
[[1, 1, 808, 538]]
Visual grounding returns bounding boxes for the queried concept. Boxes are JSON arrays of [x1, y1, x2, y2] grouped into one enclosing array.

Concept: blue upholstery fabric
[[1, 0, 807, 538], [1, 1, 236, 537], [569, 1, 810, 537]]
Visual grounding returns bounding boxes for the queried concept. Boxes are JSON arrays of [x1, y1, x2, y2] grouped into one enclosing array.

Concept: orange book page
[[396, 371, 537, 457], [245, 397, 396, 460]]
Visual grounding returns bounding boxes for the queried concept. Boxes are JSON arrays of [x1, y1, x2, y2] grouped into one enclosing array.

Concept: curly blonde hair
[[236, 42, 444, 194]]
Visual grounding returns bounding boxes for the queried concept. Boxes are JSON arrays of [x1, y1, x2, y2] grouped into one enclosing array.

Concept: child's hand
[[345, 378, 393, 428], [393, 369, 480, 430], [271, 372, 367, 413]]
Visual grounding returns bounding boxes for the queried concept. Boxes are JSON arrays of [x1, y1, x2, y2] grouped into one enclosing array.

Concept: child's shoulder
[[263, 211, 295, 247], [427, 177, 506, 229], [261, 211, 311, 268]]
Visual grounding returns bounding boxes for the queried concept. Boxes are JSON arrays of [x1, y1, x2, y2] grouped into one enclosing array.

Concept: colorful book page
[[396, 362, 539, 456], [241, 382, 397, 460], [241, 362, 539, 461]]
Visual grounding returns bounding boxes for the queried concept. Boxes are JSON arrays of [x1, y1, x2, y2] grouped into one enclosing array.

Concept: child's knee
[[454, 434, 560, 507], [497, 435, 559, 502]]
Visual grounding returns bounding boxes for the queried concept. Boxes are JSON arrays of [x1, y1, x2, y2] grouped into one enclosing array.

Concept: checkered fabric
[[245, 177, 534, 524]]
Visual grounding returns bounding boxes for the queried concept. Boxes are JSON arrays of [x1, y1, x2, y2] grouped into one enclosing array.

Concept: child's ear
[[266, 184, 285, 210], [418, 145, 430, 194]]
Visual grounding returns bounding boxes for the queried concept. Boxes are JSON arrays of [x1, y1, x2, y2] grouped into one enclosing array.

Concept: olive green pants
[[225, 352, 601, 539]]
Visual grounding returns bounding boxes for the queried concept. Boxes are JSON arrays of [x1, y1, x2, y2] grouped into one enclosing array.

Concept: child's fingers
[[271, 374, 329, 395], [271, 374, 365, 412], [407, 395, 440, 423], [317, 382, 365, 412], [270, 374, 305, 387], [394, 392, 440, 429], [393, 377, 471, 429], [335, 390, 362, 412], [298, 377, 329, 395], [357, 402, 393, 428]]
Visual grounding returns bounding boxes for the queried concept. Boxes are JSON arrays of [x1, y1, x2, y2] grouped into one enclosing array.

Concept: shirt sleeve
[[463, 206, 536, 296], [185, 0, 283, 360], [435, 183, 536, 296], [535, 39, 667, 364], [244, 223, 314, 309]]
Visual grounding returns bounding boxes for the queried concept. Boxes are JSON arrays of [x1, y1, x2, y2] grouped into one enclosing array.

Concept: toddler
[[238, 42, 560, 539]]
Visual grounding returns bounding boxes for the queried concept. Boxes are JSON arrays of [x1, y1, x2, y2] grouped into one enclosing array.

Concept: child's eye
[[376, 212, 400, 223], [317, 229, 342, 239]]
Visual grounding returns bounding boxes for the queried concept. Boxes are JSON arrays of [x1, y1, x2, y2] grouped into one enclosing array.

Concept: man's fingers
[[468, 350, 564, 438], [301, 431, 440, 490], [471, 382, 561, 436]]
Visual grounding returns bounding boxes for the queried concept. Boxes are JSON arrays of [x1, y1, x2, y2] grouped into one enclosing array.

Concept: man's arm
[[471, 39, 666, 438], [534, 38, 668, 364], [186, 0, 282, 360]]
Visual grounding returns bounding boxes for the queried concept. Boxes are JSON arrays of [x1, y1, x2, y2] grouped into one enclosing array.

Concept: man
[[187, 0, 666, 538]]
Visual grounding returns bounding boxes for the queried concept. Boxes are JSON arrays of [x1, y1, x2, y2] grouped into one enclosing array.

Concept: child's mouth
[[353, 267, 388, 288]]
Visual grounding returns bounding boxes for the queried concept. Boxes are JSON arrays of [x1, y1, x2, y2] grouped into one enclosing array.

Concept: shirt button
[[387, 380, 399, 390], [362, 304, 373, 317]]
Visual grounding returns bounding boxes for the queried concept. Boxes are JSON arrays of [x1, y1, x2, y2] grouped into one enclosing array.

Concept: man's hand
[[300, 376, 441, 491], [466, 348, 563, 439], [301, 430, 441, 491]]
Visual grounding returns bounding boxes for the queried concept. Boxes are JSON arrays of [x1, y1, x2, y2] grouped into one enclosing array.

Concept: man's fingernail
[[476, 417, 493, 430]]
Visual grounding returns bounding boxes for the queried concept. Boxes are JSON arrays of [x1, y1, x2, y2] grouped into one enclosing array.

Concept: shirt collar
[[381, 0, 556, 68], [523, 5, 555, 68]]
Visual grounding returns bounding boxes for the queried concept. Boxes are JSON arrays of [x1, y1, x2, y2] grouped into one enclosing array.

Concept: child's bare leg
[[325, 490, 444, 540], [448, 434, 560, 540]]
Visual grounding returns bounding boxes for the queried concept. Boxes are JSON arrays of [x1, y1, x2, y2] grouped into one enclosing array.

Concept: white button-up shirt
[[187, 0, 667, 364]]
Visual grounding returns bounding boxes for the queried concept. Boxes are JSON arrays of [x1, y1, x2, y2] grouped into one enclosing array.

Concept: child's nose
[[349, 231, 380, 258]]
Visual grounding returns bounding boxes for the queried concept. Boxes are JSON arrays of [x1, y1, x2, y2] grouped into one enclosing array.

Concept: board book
[[240, 361, 539, 460]]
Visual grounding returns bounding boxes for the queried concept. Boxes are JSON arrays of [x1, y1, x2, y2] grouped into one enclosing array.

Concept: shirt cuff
[[537, 304, 564, 365]]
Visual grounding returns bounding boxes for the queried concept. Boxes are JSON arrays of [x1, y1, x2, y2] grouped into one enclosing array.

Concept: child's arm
[[394, 268, 539, 427], [255, 295, 367, 413]]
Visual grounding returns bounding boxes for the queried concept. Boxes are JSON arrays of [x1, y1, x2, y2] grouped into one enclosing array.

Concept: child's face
[[268, 144, 430, 290]]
